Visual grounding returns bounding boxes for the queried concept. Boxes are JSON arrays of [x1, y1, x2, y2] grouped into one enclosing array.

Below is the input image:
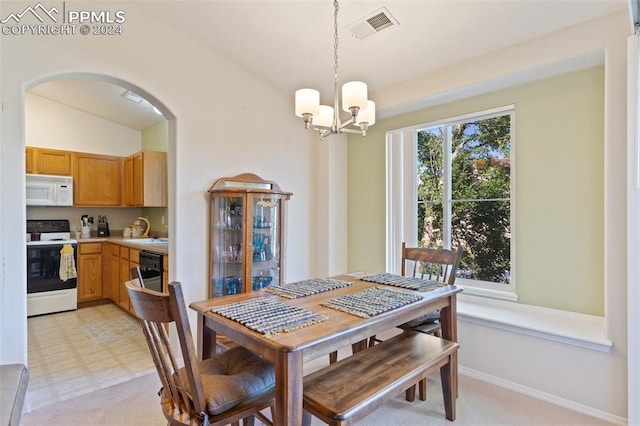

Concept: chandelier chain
[[333, 0, 339, 82]]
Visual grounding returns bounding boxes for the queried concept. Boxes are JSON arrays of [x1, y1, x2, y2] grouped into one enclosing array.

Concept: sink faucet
[[137, 217, 151, 238]]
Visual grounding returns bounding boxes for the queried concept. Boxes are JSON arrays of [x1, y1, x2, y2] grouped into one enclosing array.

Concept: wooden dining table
[[189, 274, 462, 426]]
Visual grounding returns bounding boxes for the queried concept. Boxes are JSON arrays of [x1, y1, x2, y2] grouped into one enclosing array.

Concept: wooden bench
[[302, 331, 459, 426]]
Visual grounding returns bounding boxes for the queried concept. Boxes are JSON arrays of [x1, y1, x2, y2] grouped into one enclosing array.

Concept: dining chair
[[328, 244, 462, 369], [126, 279, 276, 426], [373, 242, 463, 401], [131, 266, 238, 355], [130, 265, 143, 283], [395, 242, 463, 334]]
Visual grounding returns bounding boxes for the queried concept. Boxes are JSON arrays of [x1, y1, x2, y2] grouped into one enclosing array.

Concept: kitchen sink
[[122, 238, 169, 244]]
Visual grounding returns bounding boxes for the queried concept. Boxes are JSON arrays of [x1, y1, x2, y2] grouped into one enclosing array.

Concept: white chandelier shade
[[355, 100, 376, 126], [294, 89, 320, 118], [341, 81, 368, 113], [315, 105, 335, 128]]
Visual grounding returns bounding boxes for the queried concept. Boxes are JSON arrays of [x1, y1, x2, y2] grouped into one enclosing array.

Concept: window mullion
[[443, 125, 453, 250]]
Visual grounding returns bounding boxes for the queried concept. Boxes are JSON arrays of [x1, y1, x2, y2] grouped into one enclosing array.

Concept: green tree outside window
[[417, 115, 511, 283]]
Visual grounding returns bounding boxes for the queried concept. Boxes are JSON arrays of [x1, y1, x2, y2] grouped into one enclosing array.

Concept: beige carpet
[[20, 371, 614, 426]]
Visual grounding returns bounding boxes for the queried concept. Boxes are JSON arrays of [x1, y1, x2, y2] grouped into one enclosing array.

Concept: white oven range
[[26, 219, 78, 316]]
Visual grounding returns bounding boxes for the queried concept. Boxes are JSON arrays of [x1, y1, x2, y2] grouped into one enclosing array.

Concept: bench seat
[[302, 331, 458, 426]]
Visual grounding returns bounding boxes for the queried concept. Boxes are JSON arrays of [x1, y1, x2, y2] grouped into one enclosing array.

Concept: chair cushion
[[180, 346, 275, 416]]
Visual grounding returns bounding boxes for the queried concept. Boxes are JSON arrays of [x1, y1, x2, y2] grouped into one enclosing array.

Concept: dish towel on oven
[[59, 244, 77, 282]]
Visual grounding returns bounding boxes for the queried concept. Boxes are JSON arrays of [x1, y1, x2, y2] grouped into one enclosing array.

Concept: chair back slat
[[126, 280, 207, 419], [168, 282, 208, 416], [401, 242, 463, 285]]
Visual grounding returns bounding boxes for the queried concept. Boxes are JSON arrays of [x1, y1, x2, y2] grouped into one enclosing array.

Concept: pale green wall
[[142, 120, 169, 234], [348, 66, 605, 316]]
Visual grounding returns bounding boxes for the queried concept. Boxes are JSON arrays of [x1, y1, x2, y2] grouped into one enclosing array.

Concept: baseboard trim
[[459, 366, 627, 425]]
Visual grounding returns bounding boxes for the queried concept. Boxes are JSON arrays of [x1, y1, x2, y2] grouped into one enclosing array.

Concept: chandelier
[[294, 0, 375, 139]]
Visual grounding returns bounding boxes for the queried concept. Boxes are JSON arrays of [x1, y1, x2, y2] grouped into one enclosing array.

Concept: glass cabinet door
[[250, 196, 281, 290], [211, 196, 244, 297]]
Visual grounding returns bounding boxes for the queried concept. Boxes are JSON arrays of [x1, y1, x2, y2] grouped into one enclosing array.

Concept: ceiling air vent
[[347, 7, 398, 40]]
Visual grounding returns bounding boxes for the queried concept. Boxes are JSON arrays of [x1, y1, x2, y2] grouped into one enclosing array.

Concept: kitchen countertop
[[77, 235, 169, 255]]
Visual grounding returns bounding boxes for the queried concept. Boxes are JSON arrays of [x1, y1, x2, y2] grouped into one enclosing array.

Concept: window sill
[[456, 282, 519, 301], [457, 293, 613, 352]]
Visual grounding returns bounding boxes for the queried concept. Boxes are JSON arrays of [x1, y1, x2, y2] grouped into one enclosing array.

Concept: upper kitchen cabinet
[[72, 152, 122, 206], [124, 150, 167, 207], [208, 173, 292, 298], [26, 146, 71, 175]]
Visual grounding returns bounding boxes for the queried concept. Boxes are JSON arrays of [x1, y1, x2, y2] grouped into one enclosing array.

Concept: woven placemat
[[210, 297, 327, 337], [362, 273, 446, 292], [322, 287, 423, 318], [262, 277, 352, 299]]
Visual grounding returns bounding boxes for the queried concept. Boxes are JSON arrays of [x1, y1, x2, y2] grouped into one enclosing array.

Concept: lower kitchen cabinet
[[114, 247, 140, 313], [119, 248, 131, 311], [77, 242, 103, 302], [119, 248, 140, 314], [104, 243, 121, 302], [102, 242, 162, 314]]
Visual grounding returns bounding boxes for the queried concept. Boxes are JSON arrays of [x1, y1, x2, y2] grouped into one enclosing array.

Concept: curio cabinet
[[208, 173, 292, 297]]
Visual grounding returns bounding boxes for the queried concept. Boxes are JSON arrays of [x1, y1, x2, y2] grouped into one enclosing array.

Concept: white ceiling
[[29, 79, 165, 131], [28, 0, 629, 130]]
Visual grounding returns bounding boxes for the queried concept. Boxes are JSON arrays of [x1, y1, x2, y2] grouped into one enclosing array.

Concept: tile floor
[[25, 303, 154, 412]]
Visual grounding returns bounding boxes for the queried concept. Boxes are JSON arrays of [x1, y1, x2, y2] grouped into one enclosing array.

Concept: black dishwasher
[[139, 251, 163, 292]]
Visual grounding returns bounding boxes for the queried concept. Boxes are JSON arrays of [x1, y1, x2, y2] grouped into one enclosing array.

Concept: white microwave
[[26, 174, 74, 206]]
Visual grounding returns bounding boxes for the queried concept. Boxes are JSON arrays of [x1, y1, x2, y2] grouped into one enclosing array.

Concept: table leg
[[439, 294, 458, 398], [196, 313, 216, 361], [273, 350, 303, 425]]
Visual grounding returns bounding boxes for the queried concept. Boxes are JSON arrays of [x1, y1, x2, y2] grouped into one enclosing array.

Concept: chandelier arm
[[320, 128, 334, 140], [339, 128, 364, 135], [339, 117, 354, 128]]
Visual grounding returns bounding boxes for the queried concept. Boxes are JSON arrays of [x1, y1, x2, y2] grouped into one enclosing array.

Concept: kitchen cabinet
[[25, 146, 166, 207], [26, 146, 71, 175], [104, 243, 120, 303], [124, 150, 167, 207], [73, 152, 122, 206], [25, 147, 34, 174], [118, 247, 140, 313], [208, 173, 292, 297], [119, 248, 131, 311], [77, 242, 103, 302]]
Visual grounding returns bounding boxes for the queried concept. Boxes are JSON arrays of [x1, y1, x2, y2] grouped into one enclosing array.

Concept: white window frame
[[386, 105, 517, 301]]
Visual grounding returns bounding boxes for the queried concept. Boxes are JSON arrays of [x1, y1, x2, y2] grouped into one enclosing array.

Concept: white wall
[[25, 93, 142, 156], [363, 12, 629, 422], [0, 1, 323, 364]]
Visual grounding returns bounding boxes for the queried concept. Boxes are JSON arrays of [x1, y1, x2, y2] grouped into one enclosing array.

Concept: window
[[386, 105, 514, 295]]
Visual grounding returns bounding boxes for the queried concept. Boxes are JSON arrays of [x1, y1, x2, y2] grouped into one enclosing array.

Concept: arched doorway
[[23, 73, 175, 410]]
